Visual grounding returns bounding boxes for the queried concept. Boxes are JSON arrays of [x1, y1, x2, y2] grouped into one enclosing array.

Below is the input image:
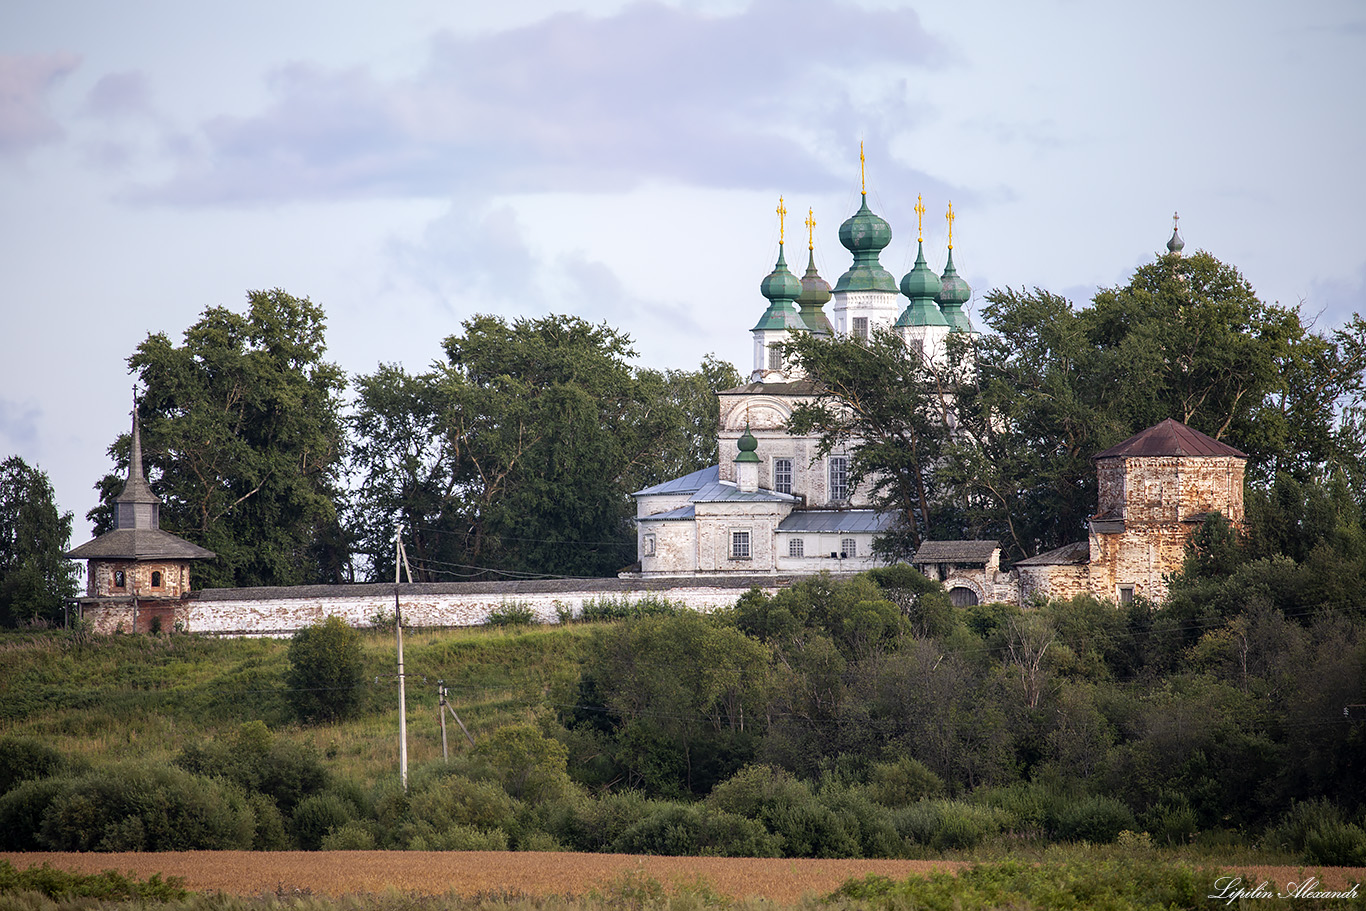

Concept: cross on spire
[[859, 141, 866, 195], [776, 196, 787, 245], [915, 194, 925, 243], [1172, 211, 1180, 232], [805, 208, 816, 251], [946, 200, 956, 250]]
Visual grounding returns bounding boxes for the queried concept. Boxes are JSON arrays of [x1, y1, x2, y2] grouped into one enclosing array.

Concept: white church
[[626, 182, 973, 578]]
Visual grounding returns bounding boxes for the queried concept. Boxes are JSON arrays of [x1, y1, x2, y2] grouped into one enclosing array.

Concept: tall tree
[[349, 315, 737, 581], [90, 290, 348, 588], [0, 456, 79, 626]]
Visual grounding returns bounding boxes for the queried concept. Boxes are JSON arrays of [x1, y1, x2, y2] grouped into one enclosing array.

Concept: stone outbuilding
[[67, 413, 215, 632]]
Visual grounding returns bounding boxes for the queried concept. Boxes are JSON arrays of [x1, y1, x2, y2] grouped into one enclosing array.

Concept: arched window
[[151, 571, 163, 588], [113, 570, 125, 588]]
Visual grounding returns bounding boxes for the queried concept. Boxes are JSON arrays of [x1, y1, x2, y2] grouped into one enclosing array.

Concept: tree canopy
[[349, 314, 738, 581], [90, 290, 349, 588], [0, 456, 78, 627]]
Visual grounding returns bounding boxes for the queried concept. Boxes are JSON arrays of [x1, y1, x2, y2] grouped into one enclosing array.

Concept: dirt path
[[4, 852, 1362, 902]]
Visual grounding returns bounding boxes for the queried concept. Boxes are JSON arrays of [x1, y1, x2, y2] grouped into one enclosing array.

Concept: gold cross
[[946, 200, 956, 249], [777, 196, 787, 245], [805, 208, 816, 251], [915, 194, 925, 242], [859, 141, 866, 195], [1172, 211, 1180, 232]]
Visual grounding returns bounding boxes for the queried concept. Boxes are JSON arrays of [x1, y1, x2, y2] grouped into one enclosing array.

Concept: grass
[[0, 623, 595, 785]]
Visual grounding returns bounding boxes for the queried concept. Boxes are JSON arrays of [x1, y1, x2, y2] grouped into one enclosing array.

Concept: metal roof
[[718, 380, 821, 396], [1015, 540, 1090, 567], [911, 540, 1001, 564], [1094, 419, 1247, 460], [633, 465, 719, 497], [777, 510, 896, 533], [692, 481, 797, 504], [637, 505, 696, 522]]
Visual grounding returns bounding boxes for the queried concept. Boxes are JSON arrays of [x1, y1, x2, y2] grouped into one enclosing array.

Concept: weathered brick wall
[[1018, 563, 1090, 603]]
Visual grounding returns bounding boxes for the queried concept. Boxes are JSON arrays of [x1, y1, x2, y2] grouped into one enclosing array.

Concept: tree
[[784, 328, 966, 558], [90, 290, 348, 588], [349, 315, 738, 581], [0, 456, 78, 627], [285, 615, 364, 722]]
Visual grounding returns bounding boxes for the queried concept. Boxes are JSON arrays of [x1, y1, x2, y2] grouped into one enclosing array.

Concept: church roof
[[633, 465, 719, 497], [718, 380, 821, 396], [637, 505, 696, 522], [692, 481, 796, 504], [1015, 540, 1090, 566], [778, 510, 896, 534], [1094, 418, 1247, 460], [911, 540, 1000, 564]]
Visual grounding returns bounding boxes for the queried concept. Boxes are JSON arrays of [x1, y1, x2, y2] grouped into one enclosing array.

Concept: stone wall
[[119, 576, 807, 637], [88, 559, 191, 599]]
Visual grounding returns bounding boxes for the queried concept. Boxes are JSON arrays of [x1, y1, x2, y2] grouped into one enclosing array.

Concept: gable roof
[[1094, 418, 1247, 460], [633, 465, 719, 497], [1015, 540, 1090, 567], [910, 540, 1001, 564]]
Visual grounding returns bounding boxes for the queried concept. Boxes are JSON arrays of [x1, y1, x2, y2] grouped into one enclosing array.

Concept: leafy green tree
[[285, 616, 364, 722], [90, 290, 348, 588], [0, 456, 78, 627], [349, 315, 737, 580]]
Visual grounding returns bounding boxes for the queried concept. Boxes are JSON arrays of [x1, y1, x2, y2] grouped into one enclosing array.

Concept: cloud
[[132, 0, 950, 206], [0, 397, 42, 454], [0, 53, 80, 158], [83, 71, 153, 120]]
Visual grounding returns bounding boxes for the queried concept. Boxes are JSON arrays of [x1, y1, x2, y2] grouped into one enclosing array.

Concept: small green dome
[[797, 249, 835, 335], [759, 244, 802, 303], [936, 248, 973, 333], [735, 424, 760, 463], [895, 241, 949, 329], [834, 194, 898, 293]]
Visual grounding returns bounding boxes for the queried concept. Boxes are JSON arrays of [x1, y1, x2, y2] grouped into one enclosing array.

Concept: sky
[[2, 0, 1364, 547]]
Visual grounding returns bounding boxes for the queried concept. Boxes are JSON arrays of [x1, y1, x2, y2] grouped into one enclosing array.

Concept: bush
[[486, 602, 539, 627], [0, 860, 188, 901], [892, 800, 1003, 851], [0, 779, 68, 850], [285, 616, 364, 722], [290, 792, 356, 850], [33, 764, 255, 851], [0, 736, 69, 795], [177, 721, 328, 815], [866, 757, 944, 808], [610, 804, 781, 857], [321, 820, 378, 850], [578, 594, 683, 623], [1052, 794, 1136, 844], [405, 775, 519, 835], [1266, 799, 1366, 865]]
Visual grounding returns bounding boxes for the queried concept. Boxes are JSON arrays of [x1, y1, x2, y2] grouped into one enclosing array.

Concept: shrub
[[177, 721, 328, 815], [0, 736, 69, 795], [406, 775, 519, 834], [486, 602, 539, 627], [0, 860, 189, 901], [0, 779, 67, 850], [866, 757, 944, 807], [1266, 799, 1366, 865], [290, 792, 356, 850], [578, 594, 683, 623], [610, 804, 781, 857], [34, 764, 254, 851], [1052, 794, 1136, 844], [285, 616, 364, 722], [407, 824, 509, 851], [321, 820, 378, 850], [892, 800, 1003, 851]]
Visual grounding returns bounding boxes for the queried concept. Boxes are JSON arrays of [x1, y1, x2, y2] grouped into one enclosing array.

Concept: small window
[[829, 456, 849, 501], [643, 534, 656, 557], [113, 570, 125, 588], [840, 538, 856, 558], [1118, 585, 1135, 605], [852, 316, 869, 339], [911, 337, 925, 357], [768, 345, 783, 371], [789, 538, 804, 557], [773, 458, 793, 494], [151, 571, 162, 588], [731, 531, 751, 560]]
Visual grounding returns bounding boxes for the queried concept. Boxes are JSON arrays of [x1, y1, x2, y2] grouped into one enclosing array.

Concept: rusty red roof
[[1094, 418, 1247, 460]]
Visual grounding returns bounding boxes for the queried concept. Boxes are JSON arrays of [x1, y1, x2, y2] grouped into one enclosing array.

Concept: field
[[3, 852, 1364, 903]]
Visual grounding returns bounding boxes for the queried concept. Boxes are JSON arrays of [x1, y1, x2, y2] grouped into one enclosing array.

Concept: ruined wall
[[1018, 563, 1090, 604], [87, 560, 191, 599]]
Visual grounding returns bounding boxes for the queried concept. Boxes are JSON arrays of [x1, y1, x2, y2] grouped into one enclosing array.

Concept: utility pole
[[394, 523, 409, 792], [437, 680, 476, 762]]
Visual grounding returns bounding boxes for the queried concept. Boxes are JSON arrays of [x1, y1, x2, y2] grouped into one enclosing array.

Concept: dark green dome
[[834, 194, 898, 293], [899, 241, 942, 299], [759, 244, 802, 302], [735, 424, 760, 463], [797, 249, 835, 335], [937, 248, 970, 305]]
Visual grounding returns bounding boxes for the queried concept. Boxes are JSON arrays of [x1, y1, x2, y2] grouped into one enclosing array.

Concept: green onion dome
[[735, 424, 760, 463], [834, 195, 898, 293], [753, 244, 806, 332], [797, 249, 835, 335], [895, 241, 949, 328], [936, 247, 973, 332]]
